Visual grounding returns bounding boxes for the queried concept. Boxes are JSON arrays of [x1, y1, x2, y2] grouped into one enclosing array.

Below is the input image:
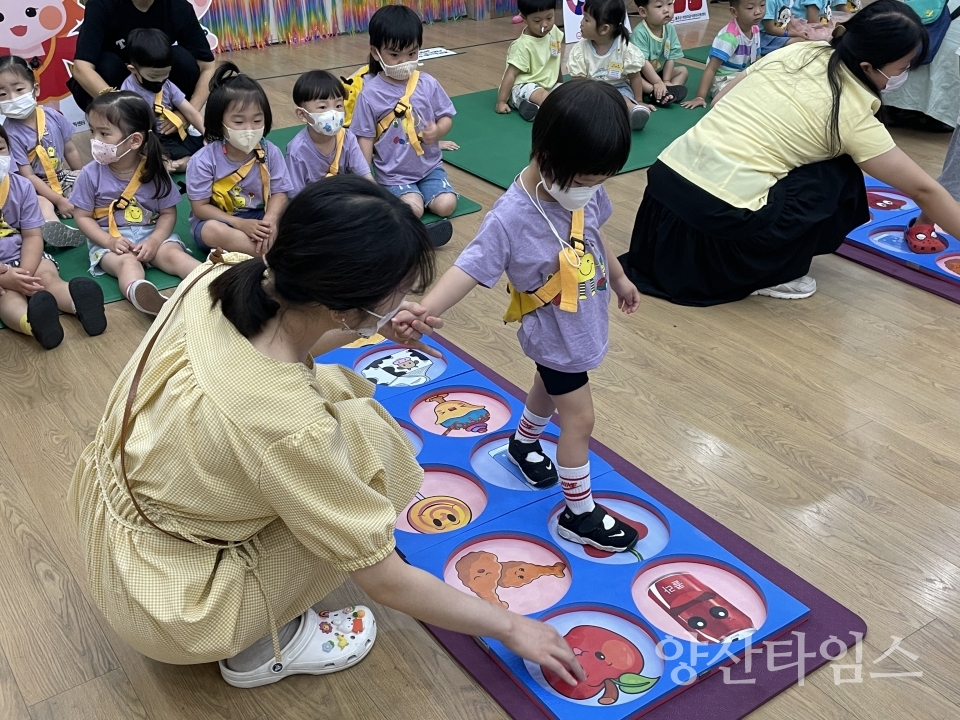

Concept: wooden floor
[[1, 11, 959, 719]]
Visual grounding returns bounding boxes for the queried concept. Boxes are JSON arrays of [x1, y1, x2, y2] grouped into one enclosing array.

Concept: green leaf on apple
[[614, 673, 659, 694]]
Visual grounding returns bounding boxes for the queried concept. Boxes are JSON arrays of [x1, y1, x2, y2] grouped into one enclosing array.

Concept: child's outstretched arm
[[600, 232, 640, 313], [391, 266, 479, 338], [353, 551, 585, 687], [496, 65, 522, 113], [133, 206, 177, 263], [63, 139, 83, 172], [682, 56, 722, 109], [176, 98, 206, 134]]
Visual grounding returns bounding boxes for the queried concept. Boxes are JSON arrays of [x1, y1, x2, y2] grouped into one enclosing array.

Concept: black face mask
[[139, 76, 165, 93]]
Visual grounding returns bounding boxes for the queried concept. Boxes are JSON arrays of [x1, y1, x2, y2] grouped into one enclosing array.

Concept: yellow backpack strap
[[92, 159, 146, 238], [154, 89, 187, 140], [375, 71, 424, 156], [325, 129, 346, 178], [27, 108, 64, 196], [210, 152, 259, 213], [501, 209, 586, 322], [0, 175, 16, 238]]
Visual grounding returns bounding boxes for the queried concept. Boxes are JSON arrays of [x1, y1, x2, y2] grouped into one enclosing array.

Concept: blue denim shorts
[[760, 33, 790, 55], [193, 208, 265, 253], [88, 225, 188, 276], [385, 166, 456, 206]]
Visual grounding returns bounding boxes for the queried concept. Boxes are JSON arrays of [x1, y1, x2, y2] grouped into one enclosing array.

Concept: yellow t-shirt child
[[505, 26, 564, 108]]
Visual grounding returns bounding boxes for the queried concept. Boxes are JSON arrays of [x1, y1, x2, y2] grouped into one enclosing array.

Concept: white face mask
[[301, 108, 345, 136], [541, 173, 601, 211], [879, 67, 909, 93], [223, 126, 264, 154], [0, 155, 10, 181], [90, 135, 134, 165], [517, 172, 592, 270], [0, 90, 38, 120], [376, 50, 420, 81], [344, 299, 404, 338]]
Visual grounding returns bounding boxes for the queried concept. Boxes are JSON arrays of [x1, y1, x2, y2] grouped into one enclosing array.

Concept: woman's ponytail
[[208, 258, 281, 337]]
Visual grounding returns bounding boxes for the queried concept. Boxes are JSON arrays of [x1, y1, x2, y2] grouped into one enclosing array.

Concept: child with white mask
[[0, 55, 86, 249], [186, 62, 291, 257], [285, 70, 373, 197], [72, 92, 199, 316], [351, 5, 458, 247], [393, 80, 643, 554]]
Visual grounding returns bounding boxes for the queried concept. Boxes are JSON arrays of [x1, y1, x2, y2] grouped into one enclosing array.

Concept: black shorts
[[536, 363, 589, 396]]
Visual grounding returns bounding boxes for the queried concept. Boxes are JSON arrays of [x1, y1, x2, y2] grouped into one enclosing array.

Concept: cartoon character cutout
[[425, 393, 491, 435], [361, 349, 435, 387], [185, 0, 218, 51], [543, 626, 658, 704], [0, 214, 16, 238], [122, 197, 145, 225], [866, 191, 907, 211], [775, 2, 793, 27], [226, 184, 249, 210], [820, 3, 832, 22], [455, 550, 567, 608], [406, 493, 471, 534], [647, 572, 756, 644]]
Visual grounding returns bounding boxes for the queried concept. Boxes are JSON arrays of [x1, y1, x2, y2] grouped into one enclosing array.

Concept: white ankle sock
[[515, 407, 550, 444], [559, 461, 595, 515]]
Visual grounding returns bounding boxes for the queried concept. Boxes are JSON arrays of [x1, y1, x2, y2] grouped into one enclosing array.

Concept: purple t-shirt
[[0, 173, 45, 265], [285, 127, 371, 197], [186, 140, 291, 228], [350, 72, 456, 186], [4, 106, 74, 185], [455, 182, 614, 373], [120, 76, 187, 133], [71, 161, 181, 230]]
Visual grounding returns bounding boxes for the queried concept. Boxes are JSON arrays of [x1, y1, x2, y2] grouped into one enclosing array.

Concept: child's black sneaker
[[27, 290, 64, 350], [69, 277, 107, 336], [425, 218, 453, 247], [557, 505, 638, 552], [518, 98, 539, 122], [507, 435, 558, 489]]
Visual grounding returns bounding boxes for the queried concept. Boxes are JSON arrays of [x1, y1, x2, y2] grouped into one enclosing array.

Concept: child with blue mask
[[394, 80, 643, 554], [285, 70, 373, 198]]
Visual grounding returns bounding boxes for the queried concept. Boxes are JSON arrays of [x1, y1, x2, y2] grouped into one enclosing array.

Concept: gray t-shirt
[[455, 181, 613, 373]]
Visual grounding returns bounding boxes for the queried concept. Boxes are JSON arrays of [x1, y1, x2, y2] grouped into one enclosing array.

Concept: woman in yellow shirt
[[68, 176, 584, 691], [621, 0, 960, 305]]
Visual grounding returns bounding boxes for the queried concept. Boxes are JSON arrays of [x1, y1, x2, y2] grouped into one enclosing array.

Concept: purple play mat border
[[837, 241, 960, 305], [418, 333, 867, 720]]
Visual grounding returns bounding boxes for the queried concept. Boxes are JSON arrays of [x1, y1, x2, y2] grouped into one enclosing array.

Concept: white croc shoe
[[218, 606, 377, 688], [751, 275, 817, 300]]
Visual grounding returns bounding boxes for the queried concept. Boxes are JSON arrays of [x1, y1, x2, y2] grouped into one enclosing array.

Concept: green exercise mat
[[441, 68, 708, 190], [684, 45, 712, 64]]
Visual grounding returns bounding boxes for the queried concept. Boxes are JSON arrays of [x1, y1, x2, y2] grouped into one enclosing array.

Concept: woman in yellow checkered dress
[[68, 176, 583, 690]]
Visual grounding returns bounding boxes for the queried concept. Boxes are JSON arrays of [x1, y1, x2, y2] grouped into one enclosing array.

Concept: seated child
[[0, 55, 86, 248], [187, 62, 291, 257], [395, 80, 642, 553], [631, 0, 689, 105], [761, 0, 814, 54], [352, 5, 456, 247], [121, 29, 206, 174], [0, 125, 106, 349], [568, 0, 658, 130], [73, 92, 200, 316], [497, 0, 565, 121], [286, 70, 372, 197], [682, 0, 762, 108]]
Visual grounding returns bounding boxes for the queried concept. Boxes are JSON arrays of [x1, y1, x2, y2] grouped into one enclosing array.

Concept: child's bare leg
[[37, 195, 59, 223], [201, 220, 260, 255], [529, 87, 550, 106], [668, 65, 689, 86], [0, 290, 29, 334], [426, 192, 457, 218], [398, 193, 425, 218], [551, 383, 594, 470], [99, 252, 146, 294], [152, 242, 202, 279], [35, 258, 74, 311]]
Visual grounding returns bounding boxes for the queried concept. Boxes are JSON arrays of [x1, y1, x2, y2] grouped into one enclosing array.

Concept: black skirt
[[619, 157, 869, 307]]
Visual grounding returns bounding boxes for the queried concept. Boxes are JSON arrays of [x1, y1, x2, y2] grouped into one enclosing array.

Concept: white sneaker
[[751, 275, 817, 299], [218, 606, 377, 689], [126, 279, 167, 315], [630, 105, 651, 131]]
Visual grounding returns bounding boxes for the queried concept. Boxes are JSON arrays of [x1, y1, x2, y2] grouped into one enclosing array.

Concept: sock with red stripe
[[514, 407, 551, 444], [559, 461, 595, 516]]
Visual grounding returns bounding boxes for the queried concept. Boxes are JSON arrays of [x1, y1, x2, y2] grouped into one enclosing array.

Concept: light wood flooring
[[1, 11, 959, 719]]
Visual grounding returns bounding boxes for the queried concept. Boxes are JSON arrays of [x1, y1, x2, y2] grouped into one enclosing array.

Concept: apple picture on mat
[[543, 626, 658, 705]]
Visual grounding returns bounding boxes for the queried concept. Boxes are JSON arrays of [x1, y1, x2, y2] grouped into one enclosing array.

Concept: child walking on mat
[[497, 0, 565, 121], [73, 92, 199, 316], [120, 29, 206, 174], [187, 63, 291, 257], [568, 0, 659, 130], [352, 5, 457, 248], [0, 55, 86, 249], [631, 0, 689, 105], [682, 0, 763, 108], [396, 80, 642, 552], [0, 125, 106, 349], [286, 70, 372, 197]]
